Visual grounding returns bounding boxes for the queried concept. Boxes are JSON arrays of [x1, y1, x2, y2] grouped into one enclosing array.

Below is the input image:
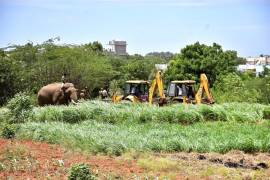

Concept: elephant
[[37, 82, 78, 106]]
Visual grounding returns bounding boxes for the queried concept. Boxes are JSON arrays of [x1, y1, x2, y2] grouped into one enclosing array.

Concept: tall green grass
[[13, 101, 270, 155], [17, 120, 270, 155], [32, 101, 268, 124]]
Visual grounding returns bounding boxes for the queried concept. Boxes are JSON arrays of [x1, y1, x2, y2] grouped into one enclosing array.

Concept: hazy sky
[[0, 0, 269, 56]]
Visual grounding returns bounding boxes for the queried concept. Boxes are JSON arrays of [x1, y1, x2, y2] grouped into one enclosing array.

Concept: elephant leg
[[53, 91, 63, 105]]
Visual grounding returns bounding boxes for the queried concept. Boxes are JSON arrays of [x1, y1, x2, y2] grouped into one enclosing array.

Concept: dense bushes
[[31, 101, 268, 124], [1, 124, 17, 139], [0, 93, 34, 139], [213, 73, 270, 104], [6, 92, 33, 123]]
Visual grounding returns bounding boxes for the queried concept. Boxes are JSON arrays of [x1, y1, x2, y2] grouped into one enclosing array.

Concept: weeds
[[0, 144, 38, 173], [138, 157, 179, 172]]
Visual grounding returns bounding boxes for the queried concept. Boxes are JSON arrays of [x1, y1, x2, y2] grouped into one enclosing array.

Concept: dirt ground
[[0, 139, 270, 180]]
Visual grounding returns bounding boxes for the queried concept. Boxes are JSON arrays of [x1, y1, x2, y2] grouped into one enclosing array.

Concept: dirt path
[[1, 139, 270, 179]]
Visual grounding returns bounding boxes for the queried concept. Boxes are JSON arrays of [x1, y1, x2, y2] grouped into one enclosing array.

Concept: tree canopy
[[1, 39, 269, 105], [165, 42, 239, 84], [0, 39, 167, 105]]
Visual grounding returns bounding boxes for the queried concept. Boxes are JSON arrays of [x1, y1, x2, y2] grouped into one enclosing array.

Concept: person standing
[[102, 88, 108, 99], [61, 73, 66, 83], [80, 86, 88, 100], [99, 88, 103, 99]]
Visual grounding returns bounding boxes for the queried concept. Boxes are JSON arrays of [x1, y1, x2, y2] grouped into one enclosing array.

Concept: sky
[[0, 0, 269, 57]]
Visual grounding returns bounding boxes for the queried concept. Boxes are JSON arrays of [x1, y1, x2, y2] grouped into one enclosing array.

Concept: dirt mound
[[206, 150, 269, 170], [165, 150, 270, 170]]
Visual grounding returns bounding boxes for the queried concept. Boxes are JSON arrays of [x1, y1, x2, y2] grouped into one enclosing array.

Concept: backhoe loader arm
[[149, 71, 166, 104], [195, 73, 214, 104], [112, 94, 124, 103]]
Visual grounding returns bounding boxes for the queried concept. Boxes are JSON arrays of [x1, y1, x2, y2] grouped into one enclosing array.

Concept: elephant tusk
[[71, 99, 78, 105]]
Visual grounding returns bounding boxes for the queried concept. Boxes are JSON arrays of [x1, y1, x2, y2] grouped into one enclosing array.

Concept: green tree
[[0, 56, 21, 105], [165, 42, 238, 85], [84, 41, 103, 53]]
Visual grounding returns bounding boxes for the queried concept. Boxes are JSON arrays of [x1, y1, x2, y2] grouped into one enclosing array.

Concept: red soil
[[0, 139, 143, 179], [1, 139, 269, 179]]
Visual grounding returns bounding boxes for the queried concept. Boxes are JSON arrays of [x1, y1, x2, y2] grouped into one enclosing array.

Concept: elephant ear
[[61, 83, 74, 92]]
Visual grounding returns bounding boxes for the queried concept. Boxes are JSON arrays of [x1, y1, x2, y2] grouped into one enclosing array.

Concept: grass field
[[2, 100, 270, 178], [17, 120, 270, 155], [0, 101, 266, 155], [31, 101, 269, 124]]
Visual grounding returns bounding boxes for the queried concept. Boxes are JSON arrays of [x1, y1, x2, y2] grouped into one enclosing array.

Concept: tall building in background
[[108, 40, 127, 55]]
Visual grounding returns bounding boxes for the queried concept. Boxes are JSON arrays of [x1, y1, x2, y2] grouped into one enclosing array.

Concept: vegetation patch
[[68, 163, 95, 180], [1, 124, 17, 139], [6, 92, 33, 123], [263, 107, 270, 120], [138, 157, 179, 172]]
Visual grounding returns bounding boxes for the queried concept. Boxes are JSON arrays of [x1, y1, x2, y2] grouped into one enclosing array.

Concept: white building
[[155, 64, 168, 71], [107, 40, 127, 55], [246, 56, 270, 65], [237, 55, 270, 76]]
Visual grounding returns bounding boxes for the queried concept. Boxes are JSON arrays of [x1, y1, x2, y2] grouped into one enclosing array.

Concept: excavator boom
[[195, 73, 214, 104], [149, 71, 166, 105]]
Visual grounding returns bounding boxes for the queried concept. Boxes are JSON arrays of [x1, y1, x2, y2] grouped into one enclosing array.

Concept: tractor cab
[[168, 80, 196, 103], [124, 80, 149, 102]]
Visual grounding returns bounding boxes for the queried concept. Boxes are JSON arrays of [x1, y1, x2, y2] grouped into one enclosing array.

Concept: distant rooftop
[[108, 40, 127, 46], [107, 40, 127, 55]]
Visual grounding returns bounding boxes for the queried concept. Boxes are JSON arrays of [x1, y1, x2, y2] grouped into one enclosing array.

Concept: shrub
[[1, 124, 17, 139], [6, 92, 33, 123], [0, 108, 11, 123], [263, 108, 270, 120], [68, 163, 95, 180]]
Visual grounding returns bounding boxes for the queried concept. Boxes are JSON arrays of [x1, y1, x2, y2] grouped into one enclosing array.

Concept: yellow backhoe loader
[[112, 71, 213, 105], [112, 80, 149, 103], [112, 71, 165, 105], [167, 73, 214, 104], [148, 71, 166, 105]]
